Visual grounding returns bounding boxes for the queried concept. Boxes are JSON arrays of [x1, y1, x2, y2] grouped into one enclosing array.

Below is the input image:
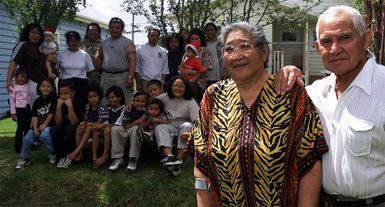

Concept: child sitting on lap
[[93, 86, 126, 168], [109, 91, 148, 171], [64, 83, 109, 168]]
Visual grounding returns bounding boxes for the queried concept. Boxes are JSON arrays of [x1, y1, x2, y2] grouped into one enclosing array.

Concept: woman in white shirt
[[57, 31, 94, 99]]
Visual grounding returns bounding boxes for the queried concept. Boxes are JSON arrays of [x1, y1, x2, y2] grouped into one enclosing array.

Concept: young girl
[[137, 98, 168, 143], [63, 83, 109, 168], [9, 69, 31, 154], [109, 91, 148, 171], [15, 78, 57, 170], [93, 86, 125, 168]]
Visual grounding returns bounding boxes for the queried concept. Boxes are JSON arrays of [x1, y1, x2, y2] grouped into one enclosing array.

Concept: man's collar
[[348, 52, 375, 96]]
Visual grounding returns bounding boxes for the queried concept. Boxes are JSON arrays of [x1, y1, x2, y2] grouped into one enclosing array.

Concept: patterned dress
[[188, 75, 328, 206], [80, 39, 102, 84]]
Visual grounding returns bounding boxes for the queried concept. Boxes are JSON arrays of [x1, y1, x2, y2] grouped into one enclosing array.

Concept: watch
[[128, 75, 133, 79], [194, 178, 211, 191]]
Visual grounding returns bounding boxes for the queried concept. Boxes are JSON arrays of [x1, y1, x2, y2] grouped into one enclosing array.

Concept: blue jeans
[[20, 127, 55, 160]]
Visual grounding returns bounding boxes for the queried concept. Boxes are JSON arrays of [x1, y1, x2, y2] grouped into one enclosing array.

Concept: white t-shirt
[[57, 49, 94, 79], [136, 44, 169, 81]]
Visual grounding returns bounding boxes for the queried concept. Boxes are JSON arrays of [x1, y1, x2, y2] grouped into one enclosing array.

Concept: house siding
[[0, 5, 109, 118], [0, 6, 18, 118]]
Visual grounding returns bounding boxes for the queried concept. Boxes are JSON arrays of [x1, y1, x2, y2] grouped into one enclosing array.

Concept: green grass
[[0, 137, 196, 206], [0, 118, 16, 137]]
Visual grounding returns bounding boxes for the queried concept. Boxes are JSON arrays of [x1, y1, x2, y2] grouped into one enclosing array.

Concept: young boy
[[39, 27, 58, 78], [109, 91, 148, 171], [147, 79, 163, 98], [51, 80, 85, 168]]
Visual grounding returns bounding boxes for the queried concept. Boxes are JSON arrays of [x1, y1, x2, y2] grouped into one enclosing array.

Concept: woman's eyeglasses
[[223, 42, 260, 55]]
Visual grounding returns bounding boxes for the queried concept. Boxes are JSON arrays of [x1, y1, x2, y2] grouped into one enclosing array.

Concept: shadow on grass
[[0, 137, 196, 206]]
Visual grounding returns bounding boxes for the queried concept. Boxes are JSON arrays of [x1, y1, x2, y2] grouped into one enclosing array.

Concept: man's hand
[[274, 65, 304, 95], [7, 80, 14, 93], [126, 77, 134, 88]]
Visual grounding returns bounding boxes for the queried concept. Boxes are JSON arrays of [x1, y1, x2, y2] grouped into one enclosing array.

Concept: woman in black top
[[165, 33, 184, 83], [7, 23, 47, 101]]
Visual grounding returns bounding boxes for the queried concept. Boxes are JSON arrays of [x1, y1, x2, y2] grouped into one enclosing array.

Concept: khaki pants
[[100, 71, 135, 104], [154, 122, 193, 149], [110, 125, 141, 159]]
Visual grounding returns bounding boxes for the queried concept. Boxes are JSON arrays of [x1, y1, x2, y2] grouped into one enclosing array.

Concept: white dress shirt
[[306, 55, 385, 198]]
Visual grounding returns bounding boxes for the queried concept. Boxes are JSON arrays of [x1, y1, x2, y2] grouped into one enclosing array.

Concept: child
[[9, 69, 31, 154], [64, 83, 109, 168], [15, 78, 57, 170], [109, 91, 148, 171], [39, 27, 58, 79], [51, 80, 85, 168], [136, 98, 168, 143], [178, 41, 205, 82], [93, 86, 126, 168], [147, 79, 163, 98]]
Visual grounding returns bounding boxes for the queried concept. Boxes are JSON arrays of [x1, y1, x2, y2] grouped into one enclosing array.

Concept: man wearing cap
[[136, 28, 169, 91], [96, 17, 136, 103]]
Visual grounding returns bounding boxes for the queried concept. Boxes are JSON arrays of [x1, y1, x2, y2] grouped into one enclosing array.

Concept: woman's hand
[[7, 80, 14, 92], [11, 114, 17, 121], [38, 123, 47, 132]]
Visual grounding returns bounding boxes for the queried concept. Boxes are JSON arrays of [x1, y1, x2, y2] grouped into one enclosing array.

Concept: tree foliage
[[122, 0, 321, 36], [2, 0, 86, 32], [354, 0, 385, 64]]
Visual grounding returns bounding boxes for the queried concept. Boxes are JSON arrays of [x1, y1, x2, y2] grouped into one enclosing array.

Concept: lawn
[[0, 118, 196, 206]]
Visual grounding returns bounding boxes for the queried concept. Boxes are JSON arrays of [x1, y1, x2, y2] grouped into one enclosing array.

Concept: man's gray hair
[[316, 5, 366, 40], [221, 22, 269, 68]]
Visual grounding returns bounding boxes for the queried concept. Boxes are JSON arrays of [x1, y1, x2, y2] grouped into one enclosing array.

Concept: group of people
[[7, 17, 223, 174], [6, 4, 385, 207]]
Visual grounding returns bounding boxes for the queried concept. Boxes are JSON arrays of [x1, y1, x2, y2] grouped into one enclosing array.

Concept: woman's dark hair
[[19, 23, 44, 45], [83, 83, 103, 101], [106, 86, 126, 106], [65, 31, 81, 44], [166, 76, 193, 100], [147, 98, 165, 115], [189, 28, 207, 47], [165, 33, 184, 52], [147, 79, 162, 89], [204, 22, 218, 32], [36, 77, 56, 97], [85, 22, 101, 40], [58, 80, 75, 91]]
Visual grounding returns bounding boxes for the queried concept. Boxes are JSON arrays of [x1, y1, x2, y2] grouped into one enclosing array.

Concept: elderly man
[[278, 5, 385, 206], [97, 17, 136, 103], [136, 28, 168, 91]]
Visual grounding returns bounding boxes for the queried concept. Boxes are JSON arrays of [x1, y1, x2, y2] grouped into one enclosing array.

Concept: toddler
[[9, 69, 31, 153], [39, 27, 58, 78]]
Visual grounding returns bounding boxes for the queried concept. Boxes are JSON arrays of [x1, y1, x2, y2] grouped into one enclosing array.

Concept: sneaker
[[127, 158, 138, 171], [48, 154, 56, 164], [162, 155, 182, 166], [108, 158, 125, 171], [57, 158, 66, 168], [15, 159, 31, 171], [163, 161, 182, 177], [61, 157, 72, 169], [137, 127, 153, 143]]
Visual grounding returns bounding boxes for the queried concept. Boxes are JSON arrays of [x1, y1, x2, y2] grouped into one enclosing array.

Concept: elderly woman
[[188, 22, 328, 206], [57, 31, 94, 99], [155, 76, 199, 176], [80, 22, 102, 84], [7, 23, 46, 101]]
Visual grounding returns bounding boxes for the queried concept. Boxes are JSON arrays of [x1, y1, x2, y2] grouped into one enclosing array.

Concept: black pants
[[51, 124, 78, 159], [59, 78, 88, 101], [15, 107, 31, 153]]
